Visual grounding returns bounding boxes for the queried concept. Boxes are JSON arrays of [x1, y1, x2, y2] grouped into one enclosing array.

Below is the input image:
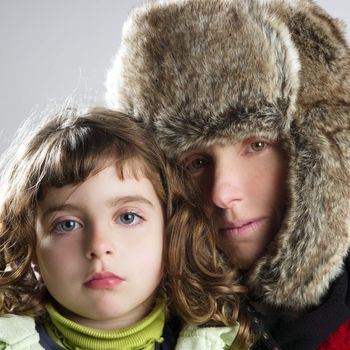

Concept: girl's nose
[[85, 225, 114, 259]]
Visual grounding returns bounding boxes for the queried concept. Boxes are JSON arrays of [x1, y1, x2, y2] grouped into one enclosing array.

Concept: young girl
[[0, 107, 249, 349]]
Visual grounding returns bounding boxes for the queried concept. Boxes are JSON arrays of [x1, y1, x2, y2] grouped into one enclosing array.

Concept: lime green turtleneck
[[44, 298, 166, 350]]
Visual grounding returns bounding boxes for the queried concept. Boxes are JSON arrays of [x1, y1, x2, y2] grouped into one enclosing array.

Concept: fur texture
[[106, 0, 350, 311]]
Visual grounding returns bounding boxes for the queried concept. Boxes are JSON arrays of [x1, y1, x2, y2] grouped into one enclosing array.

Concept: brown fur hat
[[106, 0, 350, 311]]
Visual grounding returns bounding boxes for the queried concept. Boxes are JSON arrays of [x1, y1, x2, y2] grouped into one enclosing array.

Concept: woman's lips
[[219, 218, 265, 239], [84, 272, 124, 289]]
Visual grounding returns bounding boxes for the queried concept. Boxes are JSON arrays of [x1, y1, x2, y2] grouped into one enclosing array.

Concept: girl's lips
[[219, 218, 265, 239], [84, 272, 124, 289]]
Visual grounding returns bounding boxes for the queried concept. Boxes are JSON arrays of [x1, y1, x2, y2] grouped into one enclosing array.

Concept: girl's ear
[[31, 254, 41, 277]]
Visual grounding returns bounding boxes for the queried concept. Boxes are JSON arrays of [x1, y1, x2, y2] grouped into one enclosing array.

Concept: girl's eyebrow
[[40, 196, 155, 220], [106, 195, 155, 208], [40, 204, 77, 221]]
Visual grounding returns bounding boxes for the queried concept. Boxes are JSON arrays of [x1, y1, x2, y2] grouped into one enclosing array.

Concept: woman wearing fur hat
[[106, 0, 350, 349]]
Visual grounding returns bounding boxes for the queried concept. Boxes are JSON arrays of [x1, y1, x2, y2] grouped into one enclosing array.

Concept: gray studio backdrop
[[1, 1, 350, 155]]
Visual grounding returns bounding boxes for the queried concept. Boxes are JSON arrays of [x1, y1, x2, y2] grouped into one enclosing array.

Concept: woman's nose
[[211, 162, 243, 209]]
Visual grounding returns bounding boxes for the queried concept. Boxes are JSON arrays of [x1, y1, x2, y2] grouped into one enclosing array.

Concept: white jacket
[[175, 324, 239, 350], [0, 314, 43, 350]]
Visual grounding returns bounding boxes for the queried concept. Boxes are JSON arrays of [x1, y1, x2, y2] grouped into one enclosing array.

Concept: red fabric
[[317, 319, 350, 350]]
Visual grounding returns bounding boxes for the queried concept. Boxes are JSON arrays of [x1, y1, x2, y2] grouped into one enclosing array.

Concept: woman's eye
[[53, 220, 82, 233], [249, 141, 267, 152], [184, 157, 209, 173], [116, 212, 143, 225]]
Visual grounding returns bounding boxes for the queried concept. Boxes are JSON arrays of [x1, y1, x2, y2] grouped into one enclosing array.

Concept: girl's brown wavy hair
[[0, 107, 251, 347], [0, 107, 168, 317]]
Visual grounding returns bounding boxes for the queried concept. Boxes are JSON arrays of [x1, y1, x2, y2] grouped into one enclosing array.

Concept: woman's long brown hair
[[165, 164, 252, 348]]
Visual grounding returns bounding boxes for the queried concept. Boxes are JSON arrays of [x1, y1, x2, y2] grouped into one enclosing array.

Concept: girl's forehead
[[38, 157, 165, 211], [37, 164, 162, 214]]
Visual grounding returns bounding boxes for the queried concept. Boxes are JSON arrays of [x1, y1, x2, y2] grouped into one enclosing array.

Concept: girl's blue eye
[[117, 212, 142, 225], [53, 220, 82, 233]]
